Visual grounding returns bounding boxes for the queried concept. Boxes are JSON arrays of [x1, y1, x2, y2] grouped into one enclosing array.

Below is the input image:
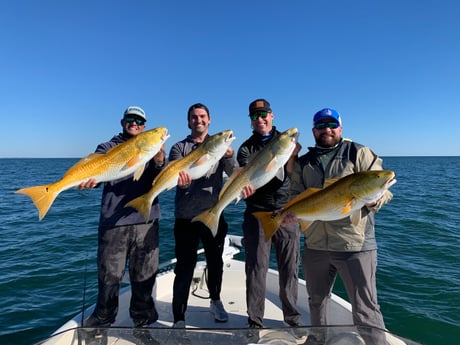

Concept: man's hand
[[177, 170, 192, 188], [78, 178, 97, 190], [241, 185, 255, 199]]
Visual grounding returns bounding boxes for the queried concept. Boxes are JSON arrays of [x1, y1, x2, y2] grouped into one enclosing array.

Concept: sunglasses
[[124, 117, 145, 125], [249, 111, 270, 121], [314, 121, 339, 130]]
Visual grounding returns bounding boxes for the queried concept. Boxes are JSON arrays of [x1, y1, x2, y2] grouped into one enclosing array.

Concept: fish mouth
[[226, 130, 236, 142], [386, 178, 397, 188], [162, 129, 170, 140]]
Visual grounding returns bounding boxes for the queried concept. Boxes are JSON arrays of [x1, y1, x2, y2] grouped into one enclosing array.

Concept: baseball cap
[[313, 108, 342, 126], [123, 106, 147, 122], [249, 99, 272, 115]]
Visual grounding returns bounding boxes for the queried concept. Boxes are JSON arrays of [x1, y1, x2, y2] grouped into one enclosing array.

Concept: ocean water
[[1, 157, 459, 345]]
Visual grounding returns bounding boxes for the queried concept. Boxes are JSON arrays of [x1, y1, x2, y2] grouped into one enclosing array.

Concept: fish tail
[[125, 195, 152, 222], [192, 209, 220, 237], [15, 184, 58, 221], [252, 211, 282, 240]]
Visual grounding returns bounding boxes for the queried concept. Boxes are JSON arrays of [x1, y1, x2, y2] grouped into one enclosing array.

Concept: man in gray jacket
[[290, 107, 393, 344]]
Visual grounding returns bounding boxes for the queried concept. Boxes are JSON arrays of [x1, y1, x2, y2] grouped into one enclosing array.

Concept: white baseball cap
[[123, 106, 147, 122]]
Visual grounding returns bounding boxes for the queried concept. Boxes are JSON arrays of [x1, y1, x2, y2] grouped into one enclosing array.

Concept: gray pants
[[303, 248, 386, 341], [85, 221, 160, 327], [243, 209, 301, 327]]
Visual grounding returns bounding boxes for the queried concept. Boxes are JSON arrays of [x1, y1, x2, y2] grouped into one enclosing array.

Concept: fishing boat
[[34, 235, 421, 345]]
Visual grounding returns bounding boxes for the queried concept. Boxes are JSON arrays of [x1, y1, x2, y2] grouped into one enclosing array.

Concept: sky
[[1, 0, 459, 158]]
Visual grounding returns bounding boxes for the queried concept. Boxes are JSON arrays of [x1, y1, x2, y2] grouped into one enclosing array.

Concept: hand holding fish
[[280, 211, 299, 226], [154, 144, 166, 166], [224, 147, 234, 158], [286, 142, 302, 175], [78, 178, 98, 190], [178, 170, 192, 188], [241, 185, 255, 199]]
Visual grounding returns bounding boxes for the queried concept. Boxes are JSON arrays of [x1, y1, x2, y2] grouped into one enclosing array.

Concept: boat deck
[[40, 240, 416, 345]]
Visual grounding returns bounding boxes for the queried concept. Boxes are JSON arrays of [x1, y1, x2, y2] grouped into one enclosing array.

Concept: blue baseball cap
[[313, 108, 342, 126]]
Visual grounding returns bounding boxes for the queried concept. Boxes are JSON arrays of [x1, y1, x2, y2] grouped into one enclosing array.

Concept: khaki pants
[[303, 248, 386, 343]]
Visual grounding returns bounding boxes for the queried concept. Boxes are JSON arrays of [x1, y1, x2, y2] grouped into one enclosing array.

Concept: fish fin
[[192, 208, 220, 237], [299, 220, 313, 233], [264, 158, 285, 181], [350, 209, 362, 226], [124, 195, 152, 222], [323, 177, 341, 188], [205, 163, 218, 179], [341, 199, 355, 215], [15, 184, 59, 221], [125, 155, 141, 169], [133, 164, 146, 181], [284, 187, 322, 209], [193, 154, 211, 167], [274, 167, 285, 181], [253, 211, 282, 240]]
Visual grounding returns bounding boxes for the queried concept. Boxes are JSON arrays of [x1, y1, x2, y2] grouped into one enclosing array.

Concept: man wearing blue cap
[[290, 108, 393, 344]]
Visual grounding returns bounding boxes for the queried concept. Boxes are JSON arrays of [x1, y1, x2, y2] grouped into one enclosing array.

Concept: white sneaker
[[210, 300, 228, 322]]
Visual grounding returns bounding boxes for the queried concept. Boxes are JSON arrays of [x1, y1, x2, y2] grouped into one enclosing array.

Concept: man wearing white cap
[[78, 106, 165, 342]]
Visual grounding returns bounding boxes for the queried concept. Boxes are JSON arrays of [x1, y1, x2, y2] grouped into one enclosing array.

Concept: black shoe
[[247, 320, 262, 343], [80, 328, 108, 345], [303, 334, 325, 345], [134, 318, 157, 328], [133, 328, 160, 345], [284, 321, 307, 340]]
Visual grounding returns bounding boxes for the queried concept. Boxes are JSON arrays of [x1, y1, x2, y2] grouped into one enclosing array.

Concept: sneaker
[[173, 320, 186, 328], [247, 320, 262, 343], [210, 300, 228, 322]]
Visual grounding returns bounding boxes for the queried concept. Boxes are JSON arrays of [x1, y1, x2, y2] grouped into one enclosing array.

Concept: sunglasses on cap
[[314, 121, 340, 130], [124, 117, 145, 125], [249, 111, 270, 121]]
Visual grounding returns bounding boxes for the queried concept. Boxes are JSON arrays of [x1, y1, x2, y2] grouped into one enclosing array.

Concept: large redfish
[[125, 130, 236, 222], [192, 128, 299, 237], [253, 170, 396, 240], [15, 127, 170, 220]]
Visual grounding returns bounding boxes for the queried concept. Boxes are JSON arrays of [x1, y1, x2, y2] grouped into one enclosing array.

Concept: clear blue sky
[[1, 0, 459, 158]]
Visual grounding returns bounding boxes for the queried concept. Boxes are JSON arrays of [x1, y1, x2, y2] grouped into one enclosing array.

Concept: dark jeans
[[84, 221, 159, 327], [172, 217, 228, 322]]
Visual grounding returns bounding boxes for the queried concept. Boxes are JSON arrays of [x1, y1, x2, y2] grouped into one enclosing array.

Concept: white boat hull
[[37, 236, 420, 345]]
